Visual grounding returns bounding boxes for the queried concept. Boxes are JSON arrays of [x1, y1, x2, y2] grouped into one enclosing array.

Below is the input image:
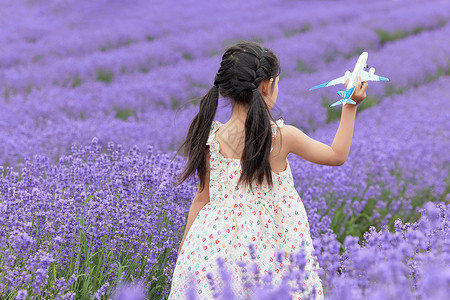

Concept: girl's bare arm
[[284, 75, 368, 166]]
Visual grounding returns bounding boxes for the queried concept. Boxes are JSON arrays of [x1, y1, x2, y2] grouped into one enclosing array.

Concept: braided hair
[[175, 41, 281, 191]]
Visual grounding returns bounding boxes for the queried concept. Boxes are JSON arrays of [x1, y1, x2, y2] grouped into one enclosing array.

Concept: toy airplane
[[309, 52, 389, 107]]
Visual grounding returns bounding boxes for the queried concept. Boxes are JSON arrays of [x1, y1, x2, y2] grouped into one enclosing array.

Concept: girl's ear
[[261, 78, 274, 96]]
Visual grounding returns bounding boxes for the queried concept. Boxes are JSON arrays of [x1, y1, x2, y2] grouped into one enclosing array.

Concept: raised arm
[[284, 76, 368, 166]]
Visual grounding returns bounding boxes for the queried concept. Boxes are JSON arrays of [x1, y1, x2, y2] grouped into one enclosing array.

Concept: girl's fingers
[[361, 81, 369, 93], [344, 78, 350, 90]]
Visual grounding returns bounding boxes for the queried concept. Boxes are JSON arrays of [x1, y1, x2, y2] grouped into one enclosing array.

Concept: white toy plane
[[309, 52, 389, 107]]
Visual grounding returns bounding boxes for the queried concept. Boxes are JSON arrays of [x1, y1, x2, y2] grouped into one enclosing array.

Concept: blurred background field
[[0, 0, 449, 299]]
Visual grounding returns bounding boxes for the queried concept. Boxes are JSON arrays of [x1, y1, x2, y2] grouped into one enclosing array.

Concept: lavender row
[[0, 0, 355, 72], [1, 0, 448, 96], [1, 0, 432, 69]]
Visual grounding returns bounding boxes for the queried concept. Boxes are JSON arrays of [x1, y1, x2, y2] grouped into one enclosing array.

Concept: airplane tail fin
[[330, 98, 356, 107], [337, 86, 355, 99]]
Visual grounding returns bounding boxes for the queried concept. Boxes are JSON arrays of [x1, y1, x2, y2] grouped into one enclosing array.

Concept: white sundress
[[168, 118, 324, 299]]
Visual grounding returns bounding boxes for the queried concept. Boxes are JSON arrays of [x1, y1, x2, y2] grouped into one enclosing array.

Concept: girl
[[170, 41, 368, 299]]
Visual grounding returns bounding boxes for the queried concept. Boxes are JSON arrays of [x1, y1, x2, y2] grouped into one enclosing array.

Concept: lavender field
[[1, 0, 449, 299]]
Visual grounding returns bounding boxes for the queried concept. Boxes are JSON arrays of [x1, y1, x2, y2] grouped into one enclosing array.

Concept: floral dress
[[169, 118, 324, 300]]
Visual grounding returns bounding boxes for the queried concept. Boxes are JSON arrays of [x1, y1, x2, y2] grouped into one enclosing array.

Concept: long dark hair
[[174, 41, 281, 191]]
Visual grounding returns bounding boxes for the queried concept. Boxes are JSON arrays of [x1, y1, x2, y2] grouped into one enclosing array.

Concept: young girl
[[170, 41, 368, 299]]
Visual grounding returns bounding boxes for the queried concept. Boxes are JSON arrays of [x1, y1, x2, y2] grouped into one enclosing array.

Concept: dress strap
[[270, 118, 284, 152], [206, 120, 221, 155]]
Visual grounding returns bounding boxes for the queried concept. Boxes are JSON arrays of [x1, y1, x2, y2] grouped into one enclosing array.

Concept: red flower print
[[216, 239, 219, 244], [202, 267, 206, 272], [278, 232, 282, 237], [217, 248, 221, 252], [209, 234, 213, 239], [203, 246, 208, 250]]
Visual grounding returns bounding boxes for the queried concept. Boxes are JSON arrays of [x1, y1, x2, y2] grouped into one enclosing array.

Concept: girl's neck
[[230, 103, 249, 125]]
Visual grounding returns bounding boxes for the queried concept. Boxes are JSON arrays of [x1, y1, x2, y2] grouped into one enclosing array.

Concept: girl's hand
[[345, 75, 368, 105]]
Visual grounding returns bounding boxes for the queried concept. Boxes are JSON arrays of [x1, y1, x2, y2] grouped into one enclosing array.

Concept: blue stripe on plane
[[378, 76, 389, 81], [309, 81, 331, 90], [344, 86, 355, 99], [330, 99, 343, 107]]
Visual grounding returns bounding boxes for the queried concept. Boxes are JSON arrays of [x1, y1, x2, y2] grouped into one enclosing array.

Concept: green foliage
[[295, 60, 313, 73], [114, 108, 137, 121], [283, 24, 311, 37], [375, 29, 410, 45], [96, 70, 114, 83], [72, 76, 83, 88], [182, 53, 194, 61], [385, 84, 404, 97]]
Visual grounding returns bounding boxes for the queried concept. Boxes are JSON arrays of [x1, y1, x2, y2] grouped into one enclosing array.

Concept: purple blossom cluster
[[0, 0, 449, 299], [1, 140, 197, 298]]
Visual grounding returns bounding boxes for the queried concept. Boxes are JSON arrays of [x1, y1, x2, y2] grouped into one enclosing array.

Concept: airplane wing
[[360, 70, 389, 82], [309, 74, 350, 90]]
